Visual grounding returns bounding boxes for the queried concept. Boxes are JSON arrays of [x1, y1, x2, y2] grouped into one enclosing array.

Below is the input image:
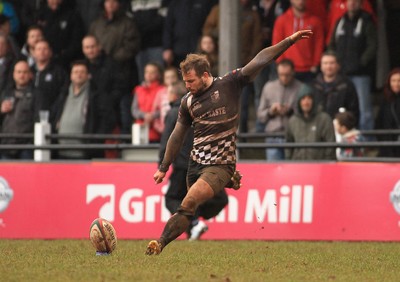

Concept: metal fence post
[[34, 111, 51, 161]]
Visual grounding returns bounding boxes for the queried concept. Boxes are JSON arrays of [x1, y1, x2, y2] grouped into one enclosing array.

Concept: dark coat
[[375, 94, 400, 157], [36, 4, 84, 68], [162, 0, 215, 60], [0, 84, 35, 144], [85, 53, 125, 103], [311, 73, 360, 126], [53, 82, 111, 136], [31, 61, 67, 124], [329, 10, 377, 76], [159, 99, 193, 169]]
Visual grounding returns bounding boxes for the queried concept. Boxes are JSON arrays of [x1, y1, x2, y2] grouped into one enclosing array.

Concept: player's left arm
[[242, 30, 313, 81]]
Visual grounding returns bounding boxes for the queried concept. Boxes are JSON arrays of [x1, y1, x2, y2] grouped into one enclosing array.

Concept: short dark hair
[[321, 50, 340, 64], [335, 111, 356, 130], [180, 53, 211, 77], [277, 59, 295, 70], [70, 60, 89, 71], [26, 25, 43, 38]]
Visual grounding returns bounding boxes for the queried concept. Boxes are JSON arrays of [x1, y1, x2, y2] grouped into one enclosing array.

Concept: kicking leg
[[145, 179, 214, 255]]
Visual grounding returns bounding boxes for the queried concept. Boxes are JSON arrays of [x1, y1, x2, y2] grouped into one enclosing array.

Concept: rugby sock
[[159, 213, 192, 248]]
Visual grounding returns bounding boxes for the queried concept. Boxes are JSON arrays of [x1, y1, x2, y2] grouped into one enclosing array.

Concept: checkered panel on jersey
[[191, 137, 236, 165]]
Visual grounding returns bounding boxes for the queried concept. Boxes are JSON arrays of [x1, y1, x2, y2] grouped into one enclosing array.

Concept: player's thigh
[[199, 165, 234, 194]]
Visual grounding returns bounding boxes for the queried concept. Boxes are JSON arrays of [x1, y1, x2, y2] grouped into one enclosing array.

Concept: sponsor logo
[[210, 90, 220, 103], [390, 180, 400, 215], [86, 184, 313, 224], [192, 101, 202, 112], [0, 177, 14, 213]]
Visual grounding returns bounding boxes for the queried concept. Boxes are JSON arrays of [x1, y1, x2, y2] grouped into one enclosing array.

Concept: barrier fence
[[0, 122, 399, 161]]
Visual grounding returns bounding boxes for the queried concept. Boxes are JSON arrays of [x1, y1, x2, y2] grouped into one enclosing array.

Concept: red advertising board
[[0, 162, 399, 241]]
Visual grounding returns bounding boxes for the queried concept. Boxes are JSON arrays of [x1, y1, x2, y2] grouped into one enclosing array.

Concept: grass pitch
[[1, 239, 399, 282]]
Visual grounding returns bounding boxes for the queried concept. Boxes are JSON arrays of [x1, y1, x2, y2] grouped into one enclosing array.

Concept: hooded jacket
[[285, 84, 336, 160], [272, 8, 325, 72]]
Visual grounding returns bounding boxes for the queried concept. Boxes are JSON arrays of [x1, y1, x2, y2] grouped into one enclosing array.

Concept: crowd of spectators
[[0, 0, 399, 160]]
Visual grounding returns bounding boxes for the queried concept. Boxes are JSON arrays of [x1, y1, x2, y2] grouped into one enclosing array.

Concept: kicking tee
[[178, 69, 249, 165]]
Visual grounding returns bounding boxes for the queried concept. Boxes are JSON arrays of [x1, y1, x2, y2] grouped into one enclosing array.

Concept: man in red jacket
[[272, 0, 324, 83]]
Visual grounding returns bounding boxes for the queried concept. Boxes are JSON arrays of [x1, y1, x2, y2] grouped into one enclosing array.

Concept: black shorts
[[186, 159, 235, 194]]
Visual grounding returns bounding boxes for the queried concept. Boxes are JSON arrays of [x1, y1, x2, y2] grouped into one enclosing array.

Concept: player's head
[[180, 54, 211, 95]]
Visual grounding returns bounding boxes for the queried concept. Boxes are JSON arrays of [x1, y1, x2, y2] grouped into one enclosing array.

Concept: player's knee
[[177, 196, 197, 218]]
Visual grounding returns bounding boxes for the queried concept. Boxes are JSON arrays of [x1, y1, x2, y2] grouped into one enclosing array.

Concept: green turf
[[1, 240, 399, 282]]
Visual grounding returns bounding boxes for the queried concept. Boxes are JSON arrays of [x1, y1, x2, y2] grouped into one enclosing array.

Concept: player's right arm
[[153, 121, 190, 184]]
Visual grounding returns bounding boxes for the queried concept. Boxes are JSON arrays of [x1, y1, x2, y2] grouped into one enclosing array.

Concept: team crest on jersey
[[210, 90, 220, 103]]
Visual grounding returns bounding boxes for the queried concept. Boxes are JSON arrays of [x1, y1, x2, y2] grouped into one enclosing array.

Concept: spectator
[[132, 62, 165, 143], [285, 84, 336, 160], [54, 61, 109, 159], [384, 0, 400, 69], [334, 110, 365, 159], [36, 0, 84, 69], [311, 51, 360, 125], [31, 39, 67, 125], [326, 0, 375, 45], [272, 0, 324, 83], [163, 0, 215, 68], [328, 0, 377, 132], [257, 59, 302, 160], [20, 25, 44, 67], [196, 34, 218, 77], [82, 34, 126, 134], [253, 0, 289, 120], [306, 0, 329, 29], [129, 0, 167, 82], [0, 33, 16, 95], [0, 60, 35, 159], [159, 81, 228, 240], [153, 66, 181, 135], [89, 0, 141, 134], [0, 14, 20, 58], [19, 0, 46, 43], [74, 0, 103, 33], [375, 68, 400, 158], [0, 0, 19, 34]]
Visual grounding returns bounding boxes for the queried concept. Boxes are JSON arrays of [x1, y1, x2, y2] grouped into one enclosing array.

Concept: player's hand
[[290, 30, 313, 43], [153, 170, 166, 184]]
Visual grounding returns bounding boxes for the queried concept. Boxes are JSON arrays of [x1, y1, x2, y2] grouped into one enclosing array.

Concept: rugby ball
[[89, 218, 117, 254]]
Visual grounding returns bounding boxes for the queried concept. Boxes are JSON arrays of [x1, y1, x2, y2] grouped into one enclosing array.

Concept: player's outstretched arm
[[153, 122, 190, 184], [242, 30, 313, 81]]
